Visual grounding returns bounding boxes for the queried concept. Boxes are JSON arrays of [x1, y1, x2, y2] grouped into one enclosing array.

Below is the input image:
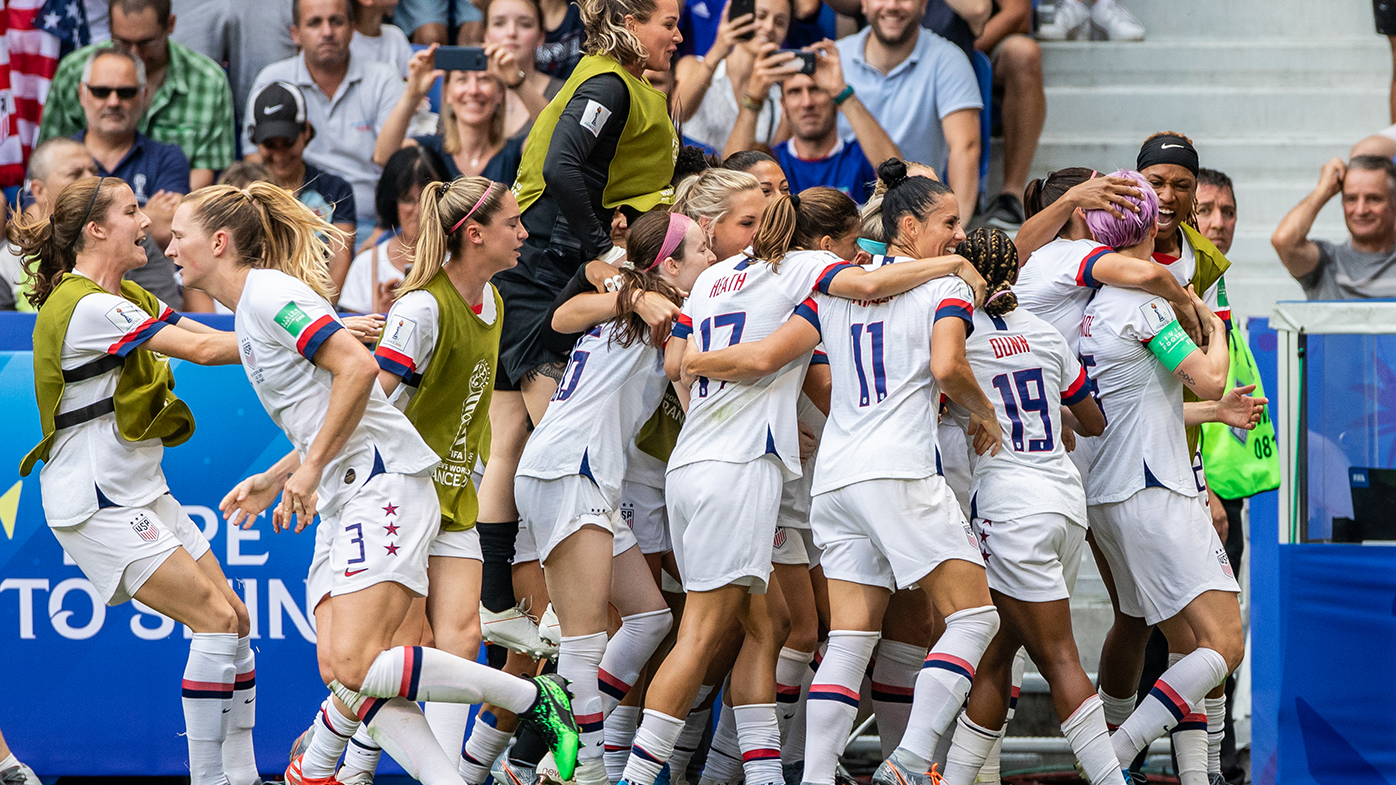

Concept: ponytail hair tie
[[789, 192, 801, 210], [650, 212, 695, 270], [450, 183, 496, 234], [986, 289, 1014, 306], [1090, 170, 1098, 178]]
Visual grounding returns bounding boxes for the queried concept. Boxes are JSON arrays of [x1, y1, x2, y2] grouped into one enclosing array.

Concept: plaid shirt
[[38, 40, 235, 172]]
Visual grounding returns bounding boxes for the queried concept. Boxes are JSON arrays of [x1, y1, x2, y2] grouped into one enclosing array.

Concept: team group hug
[[20, 0, 1265, 784]]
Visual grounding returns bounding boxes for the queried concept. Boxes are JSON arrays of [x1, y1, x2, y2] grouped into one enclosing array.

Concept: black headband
[[1137, 135, 1198, 176]]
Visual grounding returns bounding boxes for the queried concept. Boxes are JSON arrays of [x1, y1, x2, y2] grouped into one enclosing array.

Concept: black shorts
[[1377, 0, 1396, 35], [491, 238, 579, 387]]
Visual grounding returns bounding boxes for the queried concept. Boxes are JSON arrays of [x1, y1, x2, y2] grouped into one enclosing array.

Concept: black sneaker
[[982, 193, 1026, 230]]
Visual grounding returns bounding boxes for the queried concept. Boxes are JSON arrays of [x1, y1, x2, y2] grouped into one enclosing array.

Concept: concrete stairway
[[992, 0, 1391, 323]]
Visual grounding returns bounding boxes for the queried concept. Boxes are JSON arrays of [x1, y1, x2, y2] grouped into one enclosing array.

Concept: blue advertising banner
[[0, 313, 422, 777]]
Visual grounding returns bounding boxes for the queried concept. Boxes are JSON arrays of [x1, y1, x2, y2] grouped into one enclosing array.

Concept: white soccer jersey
[[40, 280, 182, 527], [668, 250, 853, 480], [1154, 232, 1230, 325], [516, 323, 669, 506], [957, 307, 1091, 526], [1014, 238, 1112, 354], [804, 260, 976, 495], [235, 269, 439, 516], [374, 286, 498, 411], [1078, 286, 1197, 504]]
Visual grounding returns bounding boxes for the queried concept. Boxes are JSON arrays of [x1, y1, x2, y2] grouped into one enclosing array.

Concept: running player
[[15, 177, 256, 785], [169, 182, 581, 785], [933, 228, 1123, 785], [1073, 178, 1245, 772], [677, 164, 1003, 785], [617, 185, 986, 785]]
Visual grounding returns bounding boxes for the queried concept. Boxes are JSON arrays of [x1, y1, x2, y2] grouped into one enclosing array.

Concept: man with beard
[[245, 0, 406, 239], [834, 0, 981, 220]]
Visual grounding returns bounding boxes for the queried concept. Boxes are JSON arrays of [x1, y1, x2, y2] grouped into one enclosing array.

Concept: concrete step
[[1042, 84, 1387, 137], [1041, 38, 1389, 88], [1112, 0, 1376, 40]]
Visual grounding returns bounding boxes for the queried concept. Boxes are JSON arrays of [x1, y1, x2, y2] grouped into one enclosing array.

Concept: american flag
[[0, 0, 67, 187], [36, 0, 88, 47]]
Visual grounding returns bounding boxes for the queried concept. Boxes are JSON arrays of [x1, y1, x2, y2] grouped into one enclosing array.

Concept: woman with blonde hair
[[14, 176, 255, 785], [172, 182, 580, 785], [672, 167, 767, 261]]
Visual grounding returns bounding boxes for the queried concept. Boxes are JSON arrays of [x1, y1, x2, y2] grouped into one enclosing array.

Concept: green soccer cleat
[[520, 673, 581, 781]]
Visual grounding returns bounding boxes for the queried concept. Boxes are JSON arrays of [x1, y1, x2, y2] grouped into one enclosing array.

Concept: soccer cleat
[[871, 754, 944, 785], [657, 763, 674, 785], [537, 751, 574, 785], [1090, 0, 1145, 41], [336, 771, 374, 785], [482, 602, 556, 659], [520, 673, 582, 782], [498, 758, 539, 785], [1036, 0, 1089, 40], [539, 603, 562, 648], [0, 761, 41, 785], [289, 725, 315, 764], [286, 753, 344, 785]]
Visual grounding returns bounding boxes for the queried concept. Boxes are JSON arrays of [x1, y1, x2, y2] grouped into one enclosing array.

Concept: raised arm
[[1013, 175, 1143, 261], [683, 310, 822, 381], [824, 254, 987, 305], [1272, 157, 1343, 282], [809, 41, 901, 177], [722, 45, 796, 159], [674, 2, 755, 122], [374, 46, 444, 166]]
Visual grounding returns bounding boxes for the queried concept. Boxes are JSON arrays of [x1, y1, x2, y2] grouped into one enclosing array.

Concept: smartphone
[[729, 0, 756, 39], [781, 50, 816, 76], [435, 46, 489, 71]]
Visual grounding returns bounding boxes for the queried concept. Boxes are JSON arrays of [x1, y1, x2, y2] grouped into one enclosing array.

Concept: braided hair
[[958, 227, 1019, 317]]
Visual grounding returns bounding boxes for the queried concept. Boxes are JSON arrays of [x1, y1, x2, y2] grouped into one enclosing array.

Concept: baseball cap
[[251, 81, 308, 144]]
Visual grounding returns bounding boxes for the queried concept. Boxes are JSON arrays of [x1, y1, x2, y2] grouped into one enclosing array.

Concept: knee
[[999, 35, 1043, 77], [202, 597, 240, 636], [330, 648, 384, 694], [231, 597, 251, 638]]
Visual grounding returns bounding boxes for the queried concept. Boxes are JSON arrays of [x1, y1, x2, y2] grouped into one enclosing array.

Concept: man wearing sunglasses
[[37, 0, 234, 190]]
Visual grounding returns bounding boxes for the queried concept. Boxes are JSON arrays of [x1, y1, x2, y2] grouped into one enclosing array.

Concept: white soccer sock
[[1062, 695, 1125, 785], [734, 704, 782, 785], [183, 632, 237, 785], [776, 647, 815, 743], [622, 709, 686, 785], [669, 686, 715, 782], [699, 701, 743, 785], [304, 697, 361, 779], [781, 646, 818, 766], [898, 606, 1000, 765], [340, 726, 384, 782], [600, 610, 673, 715], [1112, 648, 1228, 766], [359, 646, 538, 713], [559, 631, 610, 764], [460, 711, 512, 784], [221, 635, 258, 785], [363, 696, 469, 784], [941, 713, 1003, 785], [426, 702, 474, 760], [803, 631, 878, 785], [977, 648, 1026, 784], [871, 640, 927, 758], [1206, 695, 1226, 775], [606, 705, 642, 783], [1097, 688, 1135, 732]]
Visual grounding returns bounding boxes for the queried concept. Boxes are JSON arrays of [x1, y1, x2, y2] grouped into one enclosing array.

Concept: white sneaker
[[1091, 0, 1145, 40], [0, 761, 41, 785], [1037, 0, 1090, 40], [337, 771, 375, 785], [481, 602, 556, 658], [539, 603, 561, 648], [537, 751, 574, 785]]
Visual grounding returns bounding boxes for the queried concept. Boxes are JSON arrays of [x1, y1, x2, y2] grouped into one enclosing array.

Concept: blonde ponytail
[[400, 176, 507, 298]]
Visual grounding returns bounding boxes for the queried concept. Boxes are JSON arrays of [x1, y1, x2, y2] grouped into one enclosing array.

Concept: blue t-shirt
[[299, 163, 356, 227], [679, 0, 724, 58], [75, 131, 190, 203], [773, 136, 876, 204]]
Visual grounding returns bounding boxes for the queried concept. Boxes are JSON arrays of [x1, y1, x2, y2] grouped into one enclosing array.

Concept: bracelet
[[832, 84, 854, 106], [740, 93, 765, 113], [507, 70, 526, 89]]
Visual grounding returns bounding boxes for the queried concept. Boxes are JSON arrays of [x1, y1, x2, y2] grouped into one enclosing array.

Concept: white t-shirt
[[1078, 286, 1197, 505], [339, 241, 417, 314], [683, 59, 782, 152], [39, 281, 183, 527], [1154, 233, 1229, 324], [516, 323, 669, 505], [1014, 237, 1111, 355], [235, 269, 439, 516], [351, 27, 414, 79], [376, 285, 499, 412], [802, 258, 976, 495], [953, 307, 1090, 526], [669, 250, 853, 480]]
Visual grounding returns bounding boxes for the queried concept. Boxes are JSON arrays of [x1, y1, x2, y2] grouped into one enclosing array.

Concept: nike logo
[[264, 103, 284, 114], [245, 698, 255, 704], [345, 568, 367, 577], [222, 708, 231, 713], [1160, 144, 1184, 149]]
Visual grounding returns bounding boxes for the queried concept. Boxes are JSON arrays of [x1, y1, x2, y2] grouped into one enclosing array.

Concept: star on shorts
[[383, 503, 399, 516], [384, 522, 400, 536], [385, 542, 400, 556]]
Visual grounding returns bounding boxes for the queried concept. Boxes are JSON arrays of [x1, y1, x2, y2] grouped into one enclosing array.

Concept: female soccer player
[[616, 184, 985, 785], [169, 182, 580, 785], [15, 176, 255, 785], [933, 228, 1122, 785], [677, 166, 1002, 785], [672, 167, 768, 262]]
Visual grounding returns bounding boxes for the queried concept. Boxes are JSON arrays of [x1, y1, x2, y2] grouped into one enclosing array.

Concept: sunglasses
[[85, 85, 140, 100]]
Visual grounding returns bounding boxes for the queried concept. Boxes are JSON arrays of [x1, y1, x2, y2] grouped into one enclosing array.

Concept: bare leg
[[411, 22, 449, 44], [994, 34, 1046, 201]]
